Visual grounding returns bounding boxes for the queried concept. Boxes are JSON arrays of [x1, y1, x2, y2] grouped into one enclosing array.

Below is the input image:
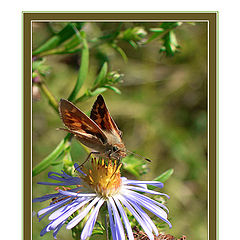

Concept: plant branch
[[37, 80, 59, 113]]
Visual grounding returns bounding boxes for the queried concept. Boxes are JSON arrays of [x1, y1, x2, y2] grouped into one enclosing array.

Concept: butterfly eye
[[112, 146, 118, 152]]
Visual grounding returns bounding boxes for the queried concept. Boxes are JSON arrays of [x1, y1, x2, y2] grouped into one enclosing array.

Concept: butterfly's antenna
[[126, 150, 151, 162]]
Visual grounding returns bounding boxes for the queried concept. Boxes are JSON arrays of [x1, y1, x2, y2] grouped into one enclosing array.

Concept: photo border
[[23, 12, 217, 240]]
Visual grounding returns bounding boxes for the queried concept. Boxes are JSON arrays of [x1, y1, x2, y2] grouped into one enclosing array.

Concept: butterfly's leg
[[75, 151, 100, 171], [81, 151, 100, 166]]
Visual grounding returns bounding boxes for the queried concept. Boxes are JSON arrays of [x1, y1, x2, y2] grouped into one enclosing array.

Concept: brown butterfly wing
[[59, 99, 107, 144], [90, 95, 122, 138]]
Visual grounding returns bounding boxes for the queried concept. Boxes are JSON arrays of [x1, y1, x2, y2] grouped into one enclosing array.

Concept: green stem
[[37, 81, 59, 113], [105, 213, 109, 240], [73, 92, 89, 103], [74, 231, 81, 240], [99, 203, 109, 240], [74, 87, 107, 104]]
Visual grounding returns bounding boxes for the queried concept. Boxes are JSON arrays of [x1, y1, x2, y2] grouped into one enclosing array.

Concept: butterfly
[[59, 95, 130, 165], [59, 95, 151, 165]]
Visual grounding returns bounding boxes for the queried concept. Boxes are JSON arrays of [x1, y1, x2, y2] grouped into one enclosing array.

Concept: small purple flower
[[33, 159, 171, 240]]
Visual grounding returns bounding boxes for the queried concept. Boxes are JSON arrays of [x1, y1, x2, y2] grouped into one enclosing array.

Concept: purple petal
[[48, 171, 71, 180], [117, 195, 154, 240], [67, 197, 100, 229], [49, 197, 92, 221], [123, 185, 170, 198], [125, 193, 172, 228], [53, 220, 66, 239], [107, 201, 117, 240], [40, 225, 48, 236], [113, 197, 134, 240], [124, 180, 164, 188], [125, 189, 169, 213], [40, 222, 52, 236], [33, 192, 62, 203], [48, 197, 91, 230], [49, 188, 82, 205], [81, 198, 105, 240], [58, 189, 96, 198], [33, 186, 83, 204], [37, 197, 74, 220], [37, 171, 82, 186], [108, 197, 126, 239], [123, 196, 158, 236]]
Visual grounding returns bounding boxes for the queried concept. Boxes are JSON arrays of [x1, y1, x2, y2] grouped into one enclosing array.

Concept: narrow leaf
[[122, 155, 148, 177], [33, 23, 84, 56], [32, 135, 71, 176], [128, 40, 138, 49], [154, 168, 174, 183], [149, 28, 164, 33], [112, 44, 128, 63], [68, 31, 89, 102], [148, 168, 174, 190], [93, 62, 108, 87], [103, 85, 121, 94], [90, 88, 107, 96]]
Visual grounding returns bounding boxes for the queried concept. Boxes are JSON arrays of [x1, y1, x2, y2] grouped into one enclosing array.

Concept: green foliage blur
[[32, 22, 207, 240]]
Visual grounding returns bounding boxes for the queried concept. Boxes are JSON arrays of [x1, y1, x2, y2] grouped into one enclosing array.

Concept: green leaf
[[147, 168, 174, 190], [128, 40, 138, 49], [149, 28, 164, 33], [32, 134, 71, 176], [93, 62, 108, 87], [154, 168, 174, 182], [161, 31, 180, 56], [91, 229, 104, 236], [122, 155, 148, 177], [145, 31, 163, 44], [74, 88, 107, 103], [68, 31, 89, 102], [111, 44, 128, 63], [32, 59, 44, 71], [146, 22, 182, 45], [119, 27, 147, 42], [91, 221, 104, 236], [32, 72, 38, 78], [33, 23, 84, 55], [160, 22, 182, 30], [63, 34, 83, 51], [50, 161, 63, 166], [103, 85, 121, 94], [90, 88, 107, 96]]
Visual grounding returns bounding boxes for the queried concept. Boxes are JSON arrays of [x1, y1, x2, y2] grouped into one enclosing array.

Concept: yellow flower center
[[80, 158, 122, 198]]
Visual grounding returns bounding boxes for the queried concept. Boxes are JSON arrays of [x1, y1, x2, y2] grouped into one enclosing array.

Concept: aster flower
[[33, 159, 172, 240]]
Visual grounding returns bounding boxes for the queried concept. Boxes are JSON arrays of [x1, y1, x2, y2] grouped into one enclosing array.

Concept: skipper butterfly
[[59, 95, 150, 165]]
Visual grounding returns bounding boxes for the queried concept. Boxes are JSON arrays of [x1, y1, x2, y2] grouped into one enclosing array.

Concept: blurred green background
[[32, 22, 207, 240]]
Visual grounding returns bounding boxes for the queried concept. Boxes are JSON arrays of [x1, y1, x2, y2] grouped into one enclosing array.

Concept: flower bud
[[120, 27, 147, 42]]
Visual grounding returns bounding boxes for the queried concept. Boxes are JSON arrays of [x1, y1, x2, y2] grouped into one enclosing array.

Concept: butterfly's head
[[109, 143, 127, 160]]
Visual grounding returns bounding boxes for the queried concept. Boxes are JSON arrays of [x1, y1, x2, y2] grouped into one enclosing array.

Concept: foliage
[[32, 22, 207, 240]]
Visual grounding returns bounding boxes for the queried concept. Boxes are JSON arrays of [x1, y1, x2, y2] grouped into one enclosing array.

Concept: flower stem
[[105, 213, 109, 240], [99, 203, 109, 240], [37, 80, 59, 113]]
